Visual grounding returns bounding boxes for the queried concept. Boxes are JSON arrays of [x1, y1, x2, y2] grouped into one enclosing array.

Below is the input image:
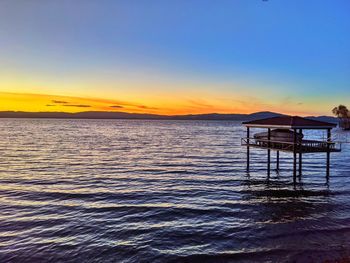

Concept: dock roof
[[242, 116, 337, 129]]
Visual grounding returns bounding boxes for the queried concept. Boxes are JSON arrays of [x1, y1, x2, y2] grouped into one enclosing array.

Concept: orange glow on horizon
[[0, 91, 330, 116], [0, 91, 255, 115]]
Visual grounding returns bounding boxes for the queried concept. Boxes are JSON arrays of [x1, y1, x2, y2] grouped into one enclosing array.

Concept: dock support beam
[[276, 151, 280, 171], [299, 129, 303, 177], [299, 152, 302, 177], [293, 129, 297, 183], [247, 127, 250, 171], [326, 128, 331, 179], [267, 128, 271, 176]]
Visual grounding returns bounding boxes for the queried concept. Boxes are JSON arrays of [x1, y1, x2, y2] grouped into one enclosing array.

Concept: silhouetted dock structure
[[241, 116, 341, 182]]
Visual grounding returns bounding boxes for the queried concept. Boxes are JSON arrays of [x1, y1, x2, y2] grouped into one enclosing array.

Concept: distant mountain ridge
[[0, 111, 338, 123]]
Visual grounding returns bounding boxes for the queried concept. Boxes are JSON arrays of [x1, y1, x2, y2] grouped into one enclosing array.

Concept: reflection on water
[[0, 119, 350, 262]]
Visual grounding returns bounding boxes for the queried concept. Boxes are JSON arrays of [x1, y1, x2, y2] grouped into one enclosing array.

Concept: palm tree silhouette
[[332, 105, 350, 130]]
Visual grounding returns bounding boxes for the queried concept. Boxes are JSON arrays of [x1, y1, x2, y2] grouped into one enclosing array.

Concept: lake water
[[0, 119, 350, 262]]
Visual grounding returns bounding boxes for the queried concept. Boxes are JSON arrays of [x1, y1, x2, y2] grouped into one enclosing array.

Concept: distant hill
[[306, 115, 338, 124], [243, 111, 285, 121], [169, 111, 283, 121], [0, 110, 338, 123]]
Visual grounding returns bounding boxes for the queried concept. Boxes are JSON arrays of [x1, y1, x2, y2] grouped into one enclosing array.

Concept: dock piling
[[299, 129, 303, 177], [293, 128, 297, 181], [247, 127, 250, 171], [326, 128, 331, 178], [267, 128, 271, 176]]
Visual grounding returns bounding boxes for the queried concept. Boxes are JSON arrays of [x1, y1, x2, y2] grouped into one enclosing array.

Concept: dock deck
[[241, 138, 341, 153]]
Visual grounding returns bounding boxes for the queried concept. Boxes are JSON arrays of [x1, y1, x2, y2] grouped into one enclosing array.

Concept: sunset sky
[[0, 1, 349, 116]]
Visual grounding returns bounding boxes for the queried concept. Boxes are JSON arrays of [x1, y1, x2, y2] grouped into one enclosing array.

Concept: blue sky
[[0, 0, 349, 115]]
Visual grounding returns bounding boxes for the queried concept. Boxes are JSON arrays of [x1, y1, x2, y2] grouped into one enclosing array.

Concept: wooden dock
[[241, 116, 341, 182]]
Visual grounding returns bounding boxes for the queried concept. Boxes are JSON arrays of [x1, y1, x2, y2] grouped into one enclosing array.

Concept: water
[[0, 119, 350, 262]]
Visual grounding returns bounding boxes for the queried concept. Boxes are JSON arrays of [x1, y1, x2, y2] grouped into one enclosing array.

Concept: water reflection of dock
[[241, 116, 341, 182]]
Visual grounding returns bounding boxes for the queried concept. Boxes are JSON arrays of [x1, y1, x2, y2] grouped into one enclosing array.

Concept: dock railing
[[241, 137, 342, 153]]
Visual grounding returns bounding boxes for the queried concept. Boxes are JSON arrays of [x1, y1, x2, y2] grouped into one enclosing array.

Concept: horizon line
[[0, 110, 336, 118]]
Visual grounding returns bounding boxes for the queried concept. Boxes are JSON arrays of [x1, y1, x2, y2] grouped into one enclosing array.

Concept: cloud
[[63, 104, 91, 108], [46, 104, 56, 107], [187, 99, 214, 108], [138, 105, 159, 110], [52, 100, 68, 104], [110, 105, 124, 108]]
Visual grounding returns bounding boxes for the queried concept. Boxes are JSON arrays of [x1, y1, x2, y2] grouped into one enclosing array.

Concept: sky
[[0, 0, 349, 116]]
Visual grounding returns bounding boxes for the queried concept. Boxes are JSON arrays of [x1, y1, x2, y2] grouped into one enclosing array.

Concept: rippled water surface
[[1, 119, 350, 262]]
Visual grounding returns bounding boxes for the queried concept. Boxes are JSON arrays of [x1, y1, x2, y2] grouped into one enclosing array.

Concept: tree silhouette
[[332, 105, 350, 130]]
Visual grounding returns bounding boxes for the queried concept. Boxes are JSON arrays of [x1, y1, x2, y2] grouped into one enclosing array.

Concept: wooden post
[[276, 151, 280, 171], [267, 128, 271, 176], [247, 127, 250, 171], [326, 128, 331, 178], [299, 129, 302, 177], [299, 151, 302, 177], [293, 128, 297, 182]]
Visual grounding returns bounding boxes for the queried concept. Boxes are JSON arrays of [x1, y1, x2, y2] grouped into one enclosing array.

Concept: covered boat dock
[[241, 116, 341, 181]]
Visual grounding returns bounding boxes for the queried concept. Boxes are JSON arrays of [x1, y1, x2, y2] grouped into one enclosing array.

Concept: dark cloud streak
[[138, 105, 158, 110], [110, 105, 124, 108], [63, 104, 91, 108], [52, 100, 68, 104]]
